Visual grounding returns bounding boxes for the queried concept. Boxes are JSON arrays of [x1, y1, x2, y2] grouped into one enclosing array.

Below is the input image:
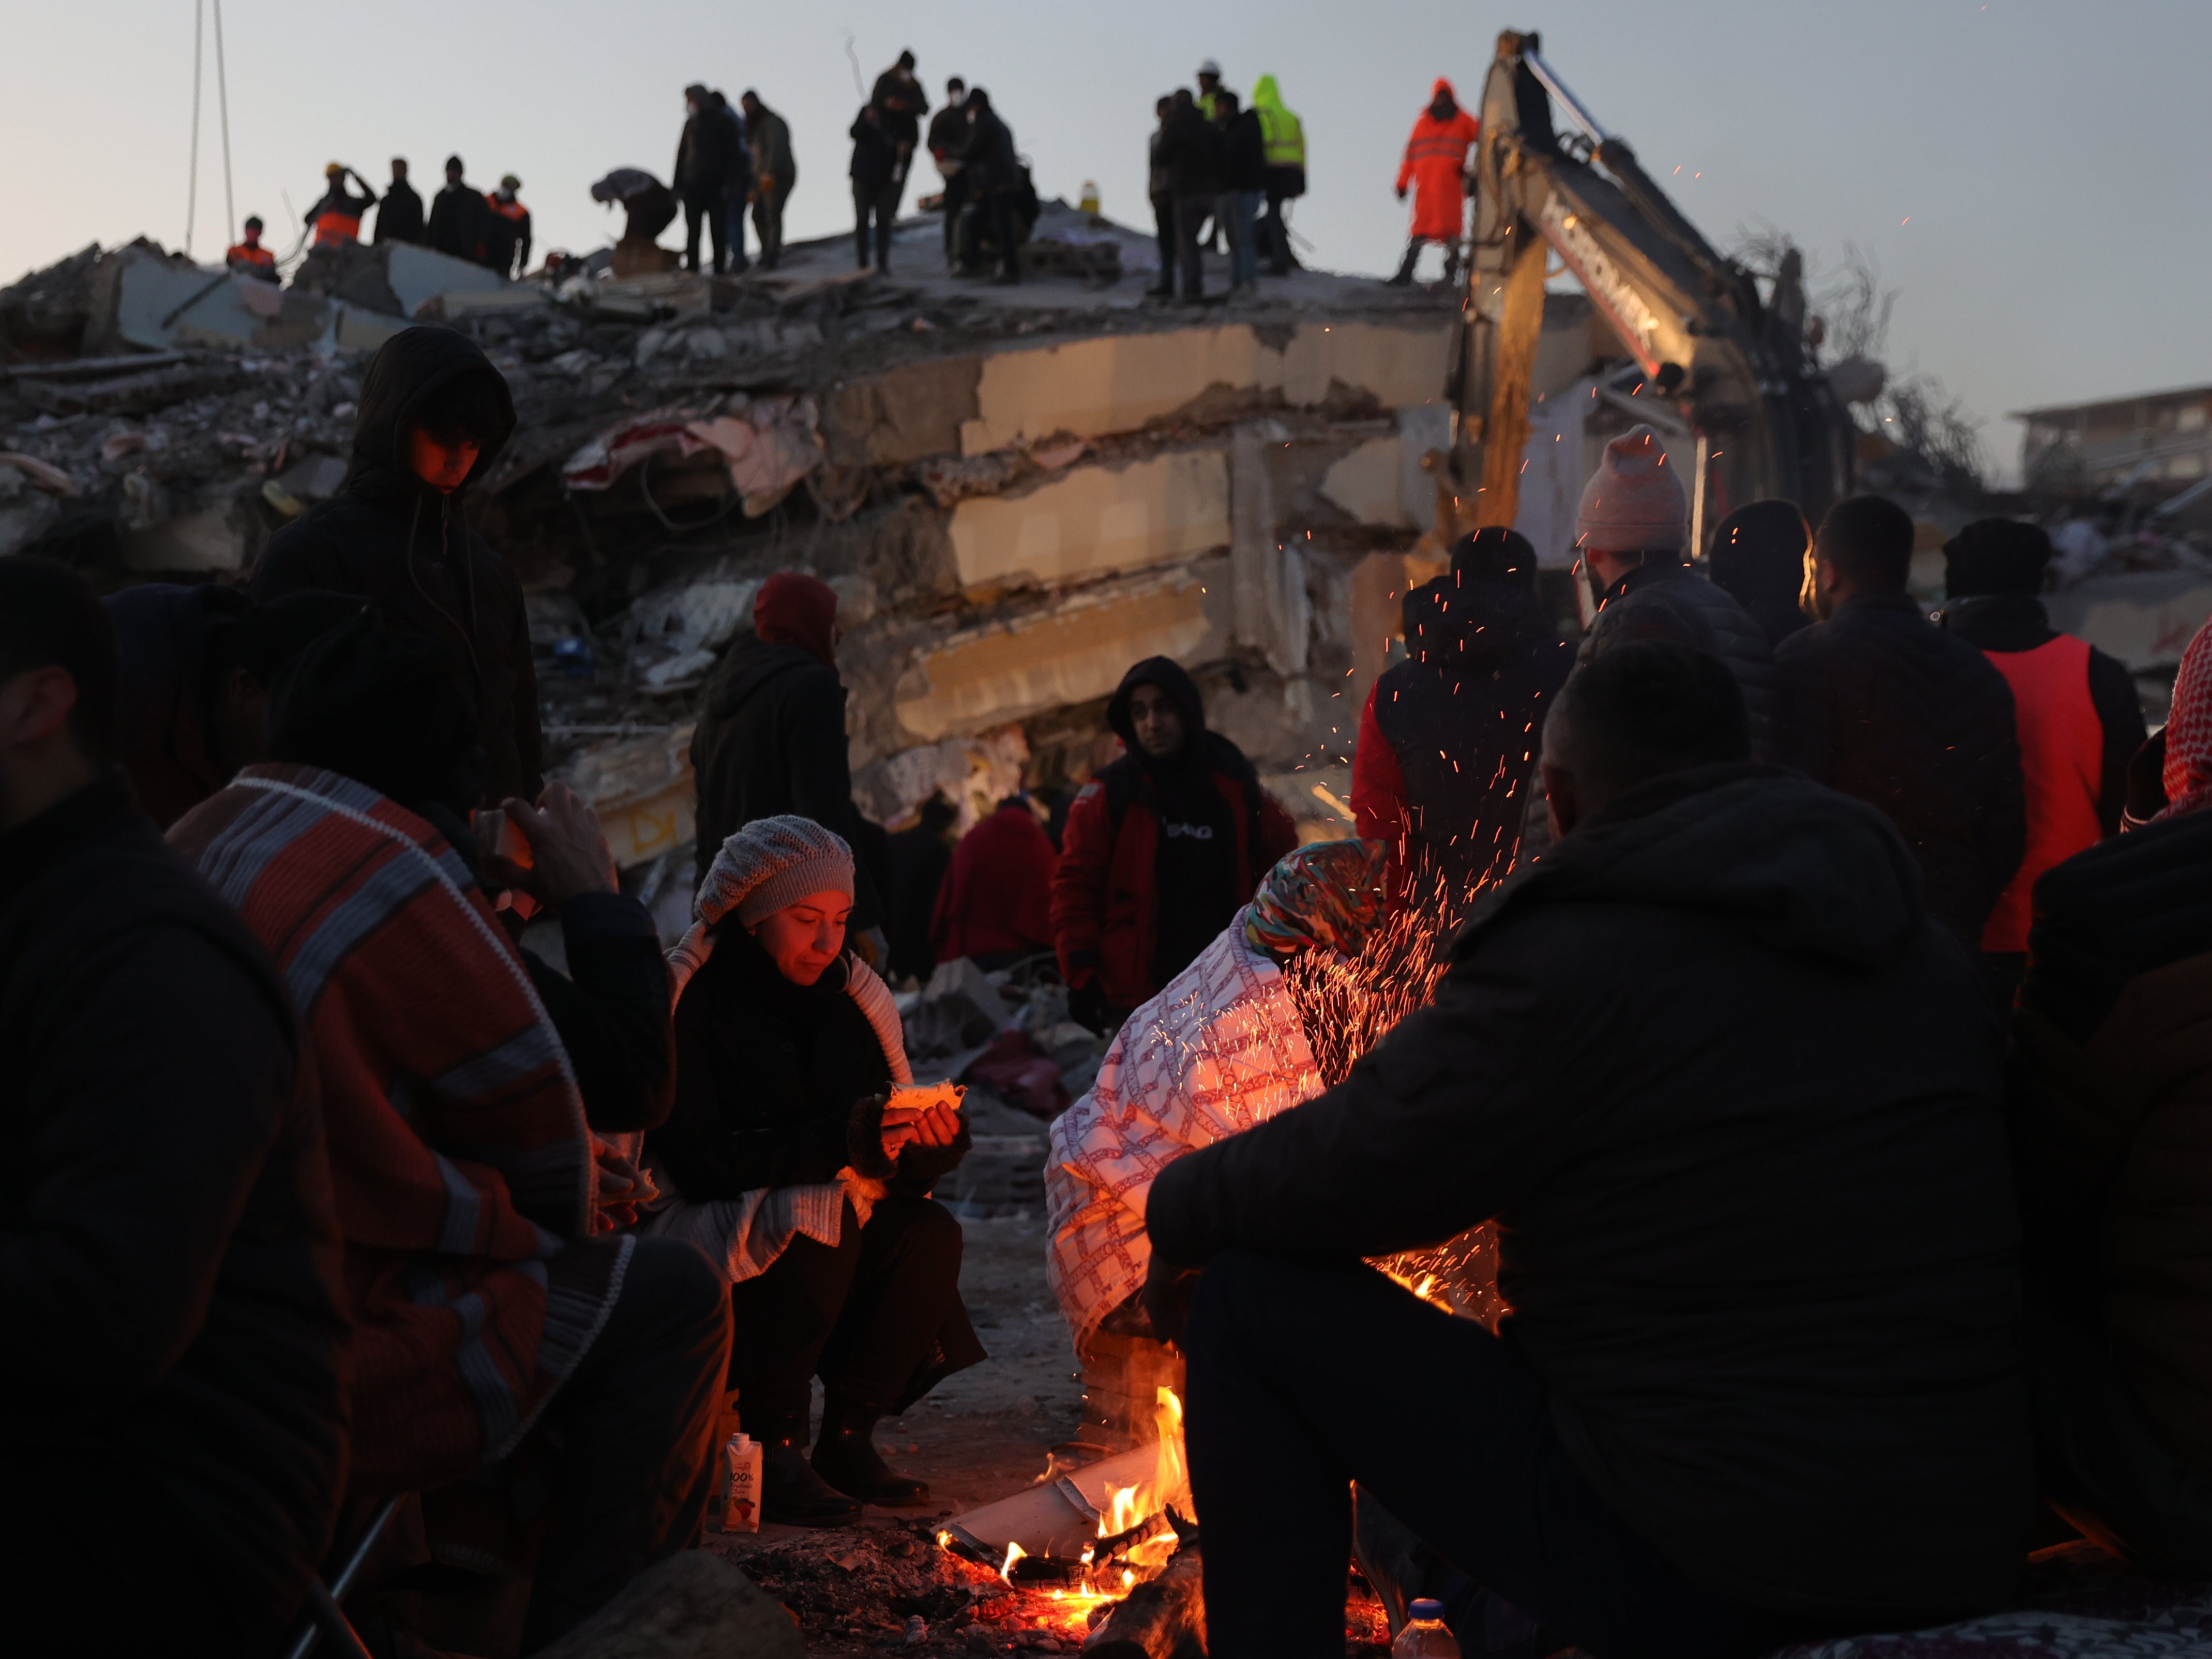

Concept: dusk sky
[[7, 0, 2204, 480]]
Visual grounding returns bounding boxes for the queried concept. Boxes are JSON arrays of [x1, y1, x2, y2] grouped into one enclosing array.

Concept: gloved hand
[[2126, 726, 2170, 825], [1394, 185, 1408, 202], [1067, 978, 1113, 1035]]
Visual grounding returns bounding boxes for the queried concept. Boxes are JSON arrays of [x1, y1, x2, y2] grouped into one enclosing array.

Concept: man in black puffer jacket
[[250, 326, 539, 805], [0, 561, 350, 1655], [1351, 526, 1570, 903], [1574, 425, 1777, 757], [1777, 494, 2025, 951], [1148, 641, 2031, 1659]]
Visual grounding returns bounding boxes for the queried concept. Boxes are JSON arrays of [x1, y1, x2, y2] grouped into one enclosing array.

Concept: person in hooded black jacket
[[1776, 495, 2026, 953], [690, 571, 886, 938], [1049, 657, 1298, 1029], [1147, 641, 2032, 1658], [249, 326, 542, 806], [1707, 499, 1814, 650], [1351, 527, 1570, 906]]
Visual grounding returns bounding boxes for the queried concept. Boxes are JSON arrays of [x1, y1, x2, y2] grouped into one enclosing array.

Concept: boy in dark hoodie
[[1352, 527, 1571, 906], [249, 326, 539, 806], [1050, 656, 1298, 1030]]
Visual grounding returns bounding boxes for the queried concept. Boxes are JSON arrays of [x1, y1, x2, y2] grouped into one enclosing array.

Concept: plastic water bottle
[[1079, 179, 1102, 215], [1392, 1598, 1459, 1658]]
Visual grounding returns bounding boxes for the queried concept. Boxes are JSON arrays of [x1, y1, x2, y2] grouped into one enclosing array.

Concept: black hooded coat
[[1149, 764, 2033, 1626], [1048, 658, 1298, 1007], [249, 327, 540, 805], [690, 634, 885, 932], [1578, 560, 1779, 759], [1353, 571, 1571, 894]]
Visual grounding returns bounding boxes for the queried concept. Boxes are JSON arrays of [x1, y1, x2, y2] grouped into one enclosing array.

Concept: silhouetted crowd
[[5, 319, 2206, 1659]]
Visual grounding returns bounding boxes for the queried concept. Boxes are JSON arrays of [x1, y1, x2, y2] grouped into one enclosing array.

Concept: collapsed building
[[0, 201, 1664, 947]]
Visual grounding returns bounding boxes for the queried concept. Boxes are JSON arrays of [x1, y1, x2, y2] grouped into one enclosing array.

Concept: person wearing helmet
[[224, 216, 278, 281], [485, 173, 533, 278], [303, 162, 377, 248]]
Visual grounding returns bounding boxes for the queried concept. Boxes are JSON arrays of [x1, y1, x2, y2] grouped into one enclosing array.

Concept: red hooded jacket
[[1397, 79, 1480, 242], [932, 799, 1057, 962]]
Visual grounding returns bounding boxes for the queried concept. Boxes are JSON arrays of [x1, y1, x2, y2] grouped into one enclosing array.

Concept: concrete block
[[333, 303, 411, 353], [121, 497, 254, 572], [958, 320, 1451, 456], [559, 723, 698, 869], [1397, 402, 1454, 526], [948, 448, 1227, 591], [1231, 427, 1311, 674], [894, 578, 1215, 740], [385, 243, 507, 318], [1321, 436, 1412, 528], [2048, 571, 2212, 672], [824, 354, 982, 468]]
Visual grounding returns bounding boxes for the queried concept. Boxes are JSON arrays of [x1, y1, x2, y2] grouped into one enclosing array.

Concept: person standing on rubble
[[1390, 79, 1480, 285], [932, 793, 1057, 970], [956, 87, 1023, 285], [870, 49, 930, 214], [1147, 640, 2034, 1656], [224, 216, 278, 280], [1942, 517, 2145, 1006], [740, 91, 795, 270], [373, 156, 425, 245], [849, 103, 902, 275], [304, 162, 377, 248], [1155, 88, 1227, 303], [713, 90, 751, 273], [1051, 656, 1299, 1032], [928, 78, 970, 274], [1147, 95, 1178, 298], [428, 154, 492, 266], [1216, 89, 1266, 295], [691, 572, 890, 957], [484, 174, 532, 279], [1352, 526, 1571, 907], [249, 326, 543, 806], [0, 560, 350, 1656], [1253, 74, 1306, 276], [675, 83, 740, 275]]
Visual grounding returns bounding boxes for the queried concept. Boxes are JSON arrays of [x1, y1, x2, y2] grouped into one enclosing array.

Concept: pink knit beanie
[[1575, 424, 1687, 555]]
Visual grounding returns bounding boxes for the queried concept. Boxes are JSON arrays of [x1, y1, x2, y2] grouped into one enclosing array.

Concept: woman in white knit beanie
[[646, 815, 981, 1526]]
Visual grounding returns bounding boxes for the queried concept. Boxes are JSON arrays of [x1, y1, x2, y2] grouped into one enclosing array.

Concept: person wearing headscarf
[[1351, 526, 1570, 910], [2005, 612, 2212, 1574], [1706, 499, 1815, 649], [1050, 656, 1299, 1032], [649, 816, 979, 1526], [690, 571, 887, 943], [250, 325, 539, 805]]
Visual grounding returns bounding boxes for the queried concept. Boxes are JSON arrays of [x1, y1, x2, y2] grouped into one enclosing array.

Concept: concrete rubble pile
[[3, 205, 1582, 953]]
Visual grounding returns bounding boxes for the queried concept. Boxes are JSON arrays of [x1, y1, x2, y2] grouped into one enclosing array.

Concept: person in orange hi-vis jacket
[[1390, 78, 1480, 286]]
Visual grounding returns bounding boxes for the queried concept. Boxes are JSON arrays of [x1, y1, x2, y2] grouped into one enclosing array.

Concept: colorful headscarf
[[2159, 618, 2212, 822], [1242, 838, 1390, 963]]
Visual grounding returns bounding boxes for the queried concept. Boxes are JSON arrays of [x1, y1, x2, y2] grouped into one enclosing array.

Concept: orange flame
[[1000, 1539, 1026, 1583]]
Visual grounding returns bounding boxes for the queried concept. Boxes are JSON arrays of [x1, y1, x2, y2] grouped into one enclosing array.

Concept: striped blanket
[[170, 763, 630, 1494]]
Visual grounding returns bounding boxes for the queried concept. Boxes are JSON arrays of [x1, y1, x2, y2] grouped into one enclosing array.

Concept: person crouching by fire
[[646, 816, 984, 1527], [1143, 639, 2034, 1658]]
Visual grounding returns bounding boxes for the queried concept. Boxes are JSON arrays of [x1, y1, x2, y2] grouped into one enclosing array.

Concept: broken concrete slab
[[2048, 571, 2212, 672], [823, 354, 982, 469], [850, 728, 1030, 830], [957, 318, 1452, 455], [384, 242, 508, 318], [557, 723, 697, 870], [894, 574, 1217, 740], [1321, 435, 1412, 528], [120, 491, 258, 573], [947, 446, 1228, 590]]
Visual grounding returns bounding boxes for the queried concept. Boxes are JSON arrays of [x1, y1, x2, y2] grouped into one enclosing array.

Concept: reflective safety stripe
[[313, 210, 362, 245]]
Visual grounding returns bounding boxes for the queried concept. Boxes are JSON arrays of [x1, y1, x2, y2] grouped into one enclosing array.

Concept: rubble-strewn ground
[[704, 1212, 1391, 1655]]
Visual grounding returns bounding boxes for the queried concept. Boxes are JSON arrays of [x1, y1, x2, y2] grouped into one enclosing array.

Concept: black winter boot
[[753, 1409, 862, 1527], [812, 1396, 930, 1507]]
